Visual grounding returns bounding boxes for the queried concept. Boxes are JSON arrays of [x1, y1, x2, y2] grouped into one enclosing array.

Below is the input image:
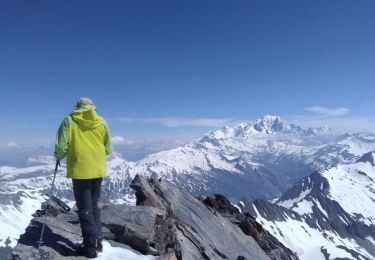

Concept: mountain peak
[[306, 125, 333, 135], [258, 115, 282, 121], [356, 151, 375, 166], [205, 115, 325, 140], [253, 115, 301, 134]]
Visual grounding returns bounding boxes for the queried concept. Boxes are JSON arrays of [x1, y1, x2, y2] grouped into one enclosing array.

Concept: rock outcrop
[[10, 175, 298, 259], [198, 194, 298, 260]]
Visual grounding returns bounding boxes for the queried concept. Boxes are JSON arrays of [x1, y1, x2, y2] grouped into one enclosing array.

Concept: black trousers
[[72, 178, 103, 239]]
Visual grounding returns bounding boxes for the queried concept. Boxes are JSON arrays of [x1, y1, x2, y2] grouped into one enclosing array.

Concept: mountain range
[[128, 115, 375, 199], [1, 115, 375, 259]]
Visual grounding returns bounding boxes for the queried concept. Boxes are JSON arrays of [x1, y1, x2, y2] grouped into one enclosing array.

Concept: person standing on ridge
[[54, 98, 112, 258]]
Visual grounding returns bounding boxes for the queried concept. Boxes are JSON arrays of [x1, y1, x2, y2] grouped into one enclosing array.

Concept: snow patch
[[0, 190, 44, 247], [324, 163, 375, 225], [292, 200, 314, 215], [277, 188, 312, 209], [313, 199, 328, 218], [233, 204, 242, 213], [97, 241, 156, 260]]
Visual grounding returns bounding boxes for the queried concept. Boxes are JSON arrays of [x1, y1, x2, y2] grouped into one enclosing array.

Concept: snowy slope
[[0, 190, 44, 247], [322, 157, 375, 225], [241, 151, 375, 260], [129, 116, 375, 199]]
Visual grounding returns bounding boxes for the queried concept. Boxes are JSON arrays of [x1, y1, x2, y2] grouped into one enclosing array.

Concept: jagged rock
[[33, 196, 71, 218], [130, 174, 167, 211], [201, 194, 240, 215], [11, 175, 301, 260], [151, 177, 270, 260], [239, 196, 257, 216], [12, 213, 156, 260], [12, 216, 83, 259], [199, 194, 299, 260], [101, 204, 165, 255]]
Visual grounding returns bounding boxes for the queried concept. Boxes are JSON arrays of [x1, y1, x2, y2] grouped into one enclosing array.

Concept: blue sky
[[1, 1, 374, 160]]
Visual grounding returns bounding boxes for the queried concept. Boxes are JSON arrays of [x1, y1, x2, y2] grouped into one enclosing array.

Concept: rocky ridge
[[9, 175, 298, 260]]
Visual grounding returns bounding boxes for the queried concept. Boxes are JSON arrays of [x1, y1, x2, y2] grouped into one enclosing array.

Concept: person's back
[[55, 97, 112, 258]]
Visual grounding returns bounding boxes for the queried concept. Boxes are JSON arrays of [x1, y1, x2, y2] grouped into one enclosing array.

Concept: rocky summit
[[8, 175, 298, 260]]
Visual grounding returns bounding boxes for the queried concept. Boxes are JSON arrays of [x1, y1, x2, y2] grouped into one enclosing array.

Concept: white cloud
[[111, 117, 234, 128], [0, 140, 54, 153], [305, 106, 350, 116], [6, 142, 19, 148], [111, 136, 126, 145]]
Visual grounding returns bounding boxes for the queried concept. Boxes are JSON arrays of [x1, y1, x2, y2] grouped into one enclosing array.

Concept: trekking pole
[[37, 160, 60, 248]]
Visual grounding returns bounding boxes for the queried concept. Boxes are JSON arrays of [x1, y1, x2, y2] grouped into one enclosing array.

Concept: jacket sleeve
[[54, 117, 70, 160], [103, 121, 113, 155]]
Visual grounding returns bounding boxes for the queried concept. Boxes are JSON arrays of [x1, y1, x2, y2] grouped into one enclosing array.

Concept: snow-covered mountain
[[1, 115, 375, 251], [128, 116, 375, 199], [239, 151, 375, 260]]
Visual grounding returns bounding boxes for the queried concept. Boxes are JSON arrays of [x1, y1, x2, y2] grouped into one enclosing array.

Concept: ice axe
[[37, 160, 60, 248]]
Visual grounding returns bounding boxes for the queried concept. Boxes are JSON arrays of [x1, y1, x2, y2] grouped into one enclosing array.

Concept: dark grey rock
[[12, 217, 83, 260], [356, 151, 375, 166], [130, 174, 167, 211], [101, 204, 165, 254], [33, 196, 71, 218], [200, 194, 299, 260], [151, 177, 270, 260], [11, 199, 149, 260], [239, 196, 257, 216]]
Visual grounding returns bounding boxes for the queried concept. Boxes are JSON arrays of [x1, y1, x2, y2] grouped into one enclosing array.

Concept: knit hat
[[74, 97, 96, 112]]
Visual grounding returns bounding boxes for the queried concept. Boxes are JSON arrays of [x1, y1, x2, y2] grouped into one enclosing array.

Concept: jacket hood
[[70, 109, 104, 129]]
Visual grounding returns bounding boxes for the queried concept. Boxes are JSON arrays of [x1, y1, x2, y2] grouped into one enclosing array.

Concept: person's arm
[[103, 121, 113, 155], [54, 117, 70, 160]]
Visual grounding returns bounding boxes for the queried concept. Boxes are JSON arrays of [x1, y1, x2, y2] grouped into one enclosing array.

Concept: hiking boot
[[96, 237, 103, 252], [77, 244, 97, 258], [77, 236, 98, 258], [84, 247, 97, 259]]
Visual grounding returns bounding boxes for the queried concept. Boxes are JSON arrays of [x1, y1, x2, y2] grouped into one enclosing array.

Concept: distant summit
[[306, 125, 333, 135], [206, 115, 330, 140], [253, 115, 303, 134], [356, 151, 375, 166]]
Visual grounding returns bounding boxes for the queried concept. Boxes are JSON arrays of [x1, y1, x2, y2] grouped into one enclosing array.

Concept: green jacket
[[54, 106, 112, 179]]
